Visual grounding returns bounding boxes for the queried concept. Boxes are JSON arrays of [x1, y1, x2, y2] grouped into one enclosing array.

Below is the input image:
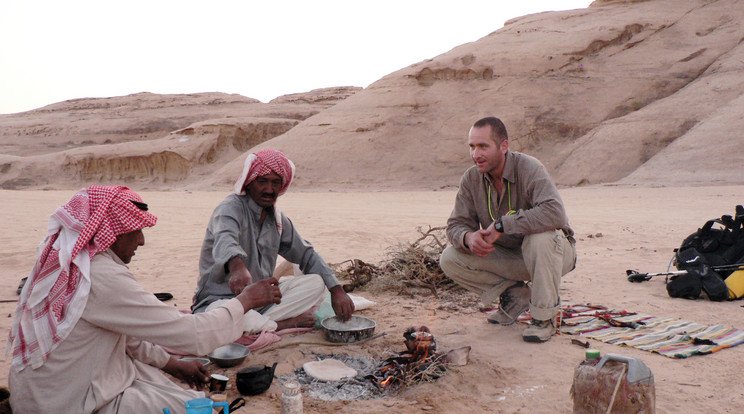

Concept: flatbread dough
[[303, 359, 358, 381]]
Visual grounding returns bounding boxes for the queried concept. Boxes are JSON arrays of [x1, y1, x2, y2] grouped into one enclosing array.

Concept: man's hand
[[330, 285, 354, 321], [236, 277, 282, 312], [482, 221, 503, 245], [228, 256, 253, 294], [162, 357, 209, 390], [465, 230, 496, 257]]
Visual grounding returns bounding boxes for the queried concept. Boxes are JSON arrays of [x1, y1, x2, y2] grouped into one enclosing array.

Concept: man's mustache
[[261, 192, 277, 199]]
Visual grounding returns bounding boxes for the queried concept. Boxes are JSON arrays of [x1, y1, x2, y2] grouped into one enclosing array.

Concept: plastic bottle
[[280, 380, 303, 414], [571, 350, 655, 413]]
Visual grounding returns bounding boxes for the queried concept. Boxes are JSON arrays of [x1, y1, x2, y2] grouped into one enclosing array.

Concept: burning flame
[[375, 326, 446, 390], [415, 338, 433, 358], [406, 330, 435, 360]]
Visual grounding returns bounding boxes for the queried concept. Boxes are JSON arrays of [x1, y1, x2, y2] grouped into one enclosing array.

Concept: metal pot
[[236, 362, 277, 396], [321, 315, 376, 343]]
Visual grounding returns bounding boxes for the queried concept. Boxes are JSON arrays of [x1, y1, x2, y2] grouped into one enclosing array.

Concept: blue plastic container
[[184, 397, 229, 414]]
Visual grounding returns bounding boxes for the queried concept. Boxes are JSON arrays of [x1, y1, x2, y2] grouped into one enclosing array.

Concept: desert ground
[[3, 185, 744, 413], [3, 1, 744, 413]]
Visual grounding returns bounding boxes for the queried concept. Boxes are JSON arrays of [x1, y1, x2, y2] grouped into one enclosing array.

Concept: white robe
[[9, 249, 245, 414]]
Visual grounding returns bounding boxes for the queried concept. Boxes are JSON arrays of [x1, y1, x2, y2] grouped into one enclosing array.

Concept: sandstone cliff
[[0, 89, 359, 189], [2, 0, 743, 190], [208, 0, 742, 190]]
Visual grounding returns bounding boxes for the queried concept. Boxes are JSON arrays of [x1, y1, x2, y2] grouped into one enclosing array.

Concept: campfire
[[372, 326, 446, 390], [285, 326, 469, 401]]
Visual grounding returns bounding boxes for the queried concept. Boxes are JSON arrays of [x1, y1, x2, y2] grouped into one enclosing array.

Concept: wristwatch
[[493, 218, 504, 233]]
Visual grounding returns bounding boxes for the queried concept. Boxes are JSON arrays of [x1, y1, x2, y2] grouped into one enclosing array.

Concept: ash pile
[[284, 353, 384, 401], [279, 327, 471, 401]]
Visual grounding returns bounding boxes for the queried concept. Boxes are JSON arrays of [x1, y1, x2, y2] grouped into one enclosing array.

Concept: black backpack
[[667, 205, 744, 301], [668, 248, 727, 301], [675, 205, 744, 276]]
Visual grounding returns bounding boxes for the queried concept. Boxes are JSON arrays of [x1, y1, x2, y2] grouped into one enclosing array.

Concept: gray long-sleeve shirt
[[192, 194, 339, 312], [446, 150, 574, 250]]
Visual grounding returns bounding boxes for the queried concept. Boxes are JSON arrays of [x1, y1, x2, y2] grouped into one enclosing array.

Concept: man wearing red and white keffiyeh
[[193, 149, 355, 333], [9, 185, 158, 370], [7, 185, 281, 413]]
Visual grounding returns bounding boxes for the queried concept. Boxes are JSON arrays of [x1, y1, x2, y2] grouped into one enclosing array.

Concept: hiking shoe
[[522, 318, 556, 343], [487, 283, 530, 325]]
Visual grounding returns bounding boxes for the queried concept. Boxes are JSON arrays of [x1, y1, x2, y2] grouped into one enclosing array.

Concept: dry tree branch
[[331, 225, 455, 295], [411, 225, 447, 249]]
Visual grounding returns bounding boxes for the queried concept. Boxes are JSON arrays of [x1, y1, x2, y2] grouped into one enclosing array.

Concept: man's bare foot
[[276, 309, 317, 330]]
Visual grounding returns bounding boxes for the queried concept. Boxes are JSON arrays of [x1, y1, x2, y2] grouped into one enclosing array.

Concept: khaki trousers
[[440, 230, 576, 321]]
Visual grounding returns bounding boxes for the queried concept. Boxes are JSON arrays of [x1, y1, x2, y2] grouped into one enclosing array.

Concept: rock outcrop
[[0, 89, 358, 189], [2, 1, 743, 190], [269, 87, 363, 107], [206, 0, 744, 189]]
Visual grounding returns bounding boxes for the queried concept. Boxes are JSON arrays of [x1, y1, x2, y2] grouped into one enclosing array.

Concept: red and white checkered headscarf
[[8, 185, 157, 371], [234, 149, 295, 196]]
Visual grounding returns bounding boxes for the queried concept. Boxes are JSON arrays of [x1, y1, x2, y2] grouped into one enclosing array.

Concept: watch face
[[494, 220, 503, 233]]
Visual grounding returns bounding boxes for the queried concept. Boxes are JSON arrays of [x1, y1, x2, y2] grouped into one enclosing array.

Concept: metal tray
[[321, 315, 376, 343]]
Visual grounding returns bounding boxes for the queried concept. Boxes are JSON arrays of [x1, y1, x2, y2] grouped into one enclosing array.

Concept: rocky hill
[[0, 89, 359, 189], [223, 0, 744, 190], [1, 0, 743, 191]]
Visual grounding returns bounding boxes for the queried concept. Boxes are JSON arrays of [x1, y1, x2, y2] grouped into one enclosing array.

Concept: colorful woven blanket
[[538, 304, 744, 358]]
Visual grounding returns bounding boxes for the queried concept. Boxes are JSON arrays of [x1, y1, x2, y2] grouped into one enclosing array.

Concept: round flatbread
[[302, 359, 357, 382]]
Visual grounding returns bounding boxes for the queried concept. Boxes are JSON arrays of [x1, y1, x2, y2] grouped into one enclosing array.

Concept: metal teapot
[[236, 362, 278, 396]]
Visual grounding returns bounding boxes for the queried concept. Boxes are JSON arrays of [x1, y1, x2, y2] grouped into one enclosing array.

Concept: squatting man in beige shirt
[[440, 116, 577, 343]]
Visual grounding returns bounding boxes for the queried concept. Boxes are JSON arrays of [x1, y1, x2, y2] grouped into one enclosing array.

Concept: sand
[[2, 185, 744, 413]]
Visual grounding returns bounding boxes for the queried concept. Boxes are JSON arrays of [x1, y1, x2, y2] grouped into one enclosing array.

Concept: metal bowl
[[321, 315, 376, 343], [178, 357, 210, 366], [207, 343, 250, 368]]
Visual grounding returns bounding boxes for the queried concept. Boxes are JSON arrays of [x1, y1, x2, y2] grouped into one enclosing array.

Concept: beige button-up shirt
[[446, 150, 574, 250]]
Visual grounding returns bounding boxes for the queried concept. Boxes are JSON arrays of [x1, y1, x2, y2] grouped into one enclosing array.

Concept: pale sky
[[0, 0, 592, 115]]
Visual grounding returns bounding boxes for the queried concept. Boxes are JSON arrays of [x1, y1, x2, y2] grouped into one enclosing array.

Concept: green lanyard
[[488, 180, 516, 221]]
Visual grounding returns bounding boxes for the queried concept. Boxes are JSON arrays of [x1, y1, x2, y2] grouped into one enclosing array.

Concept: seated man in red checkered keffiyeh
[[192, 149, 355, 332], [7, 185, 280, 413]]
